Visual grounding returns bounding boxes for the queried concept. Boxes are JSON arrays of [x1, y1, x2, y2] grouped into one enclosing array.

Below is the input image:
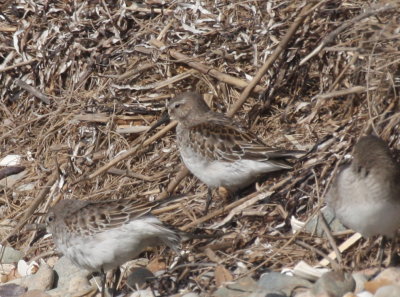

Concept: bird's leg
[[377, 236, 387, 268], [149, 284, 158, 297], [100, 267, 106, 297], [111, 267, 121, 297], [388, 237, 399, 267], [204, 188, 213, 214]]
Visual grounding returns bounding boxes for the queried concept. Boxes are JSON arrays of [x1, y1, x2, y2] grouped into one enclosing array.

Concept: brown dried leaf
[[215, 265, 233, 287], [146, 257, 167, 273]]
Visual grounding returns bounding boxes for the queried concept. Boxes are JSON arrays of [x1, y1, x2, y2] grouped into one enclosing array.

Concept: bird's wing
[[64, 199, 154, 235], [187, 116, 300, 166]]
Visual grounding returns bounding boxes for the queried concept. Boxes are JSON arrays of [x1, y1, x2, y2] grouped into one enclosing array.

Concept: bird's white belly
[[333, 169, 400, 237], [61, 228, 149, 272], [56, 217, 178, 272], [180, 146, 279, 191]]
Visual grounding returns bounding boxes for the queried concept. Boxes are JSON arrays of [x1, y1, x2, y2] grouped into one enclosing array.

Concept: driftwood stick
[[16, 79, 51, 105], [300, 3, 394, 65], [314, 86, 374, 100], [0, 166, 25, 180], [181, 191, 265, 231], [181, 176, 290, 231], [295, 240, 340, 270], [80, 121, 177, 182], [228, 1, 318, 116], [1, 170, 59, 245], [157, 166, 190, 200], [0, 59, 37, 73], [150, 39, 266, 94]]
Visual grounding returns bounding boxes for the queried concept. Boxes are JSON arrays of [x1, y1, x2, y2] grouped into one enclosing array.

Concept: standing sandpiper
[[44, 199, 180, 296], [326, 135, 400, 265], [167, 92, 304, 211], [327, 135, 400, 238]]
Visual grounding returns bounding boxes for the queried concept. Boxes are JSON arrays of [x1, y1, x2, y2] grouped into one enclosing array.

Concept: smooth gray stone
[[20, 290, 52, 297], [0, 283, 26, 297], [252, 293, 287, 297], [214, 274, 298, 297], [304, 207, 347, 237], [374, 285, 400, 297], [53, 256, 89, 279], [126, 267, 154, 289], [213, 276, 257, 297], [47, 256, 92, 297], [352, 272, 368, 293], [311, 271, 355, 297], [8, 264, 54, 291], [52, 256, 90, 288], [256, 271, 312, 296], [0, 246, 23, 264], [181, 293, 199, 297]]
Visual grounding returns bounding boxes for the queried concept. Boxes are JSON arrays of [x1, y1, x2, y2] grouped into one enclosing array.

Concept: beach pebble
[[0, 283, 26, 297], [311, 271, 355, 297], [304, 207, 347, 237], [214, 276, 257, 297], [181, 293, 199, 297], [126, 267, 154, 289], [0, 246, 23, 264], [357, 292, 374, 297], [20, 290, 51, 297], [352, 272, 368, 293], [46, 256, 93, 297], [128, 288, 155, 297], [53, 256, 90, 281], [8, 264, 54, 291], [294, 290, 315, 297], [374, 284, 400, 297], [365, 267, 400, 293], [257, 271, 312, 296]]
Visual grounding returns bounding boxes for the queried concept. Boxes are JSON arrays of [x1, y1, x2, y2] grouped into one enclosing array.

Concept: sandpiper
[[326, 135, 400, 266], [44, 199, 180, 296], [326, 135, 400, 238], [167, 92, 304, 211]]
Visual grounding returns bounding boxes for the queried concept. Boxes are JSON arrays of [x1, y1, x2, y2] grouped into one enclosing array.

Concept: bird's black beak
[[148, 109, 170, 133], [25, 222, 48, 246]]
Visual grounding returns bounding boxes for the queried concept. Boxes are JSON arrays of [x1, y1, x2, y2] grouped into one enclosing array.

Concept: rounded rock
[[352, 272, 368, 293], [311, 271, 355, 297], [258, 271, 312, 296], [0, 247, 23, 264], [293, 290, 315, 297], [374, 284, 400, 297], [8, 264, 54, 291], [364, 267, 400, 294], [52, 256, 90, 290], [356, 292, 374, 297], [20, 290, 51, 297], [371, 267, 400, 284], [53, 256, 89, 281], [126, 267, 155, 289], [68, 274, 91, 292], [128, 288, 154, 297], [0, 283, 27, 297], [181, 293, 199, 297]]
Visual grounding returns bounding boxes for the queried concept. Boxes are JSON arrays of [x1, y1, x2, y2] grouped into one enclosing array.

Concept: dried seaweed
[[1, 0, 400, 294]]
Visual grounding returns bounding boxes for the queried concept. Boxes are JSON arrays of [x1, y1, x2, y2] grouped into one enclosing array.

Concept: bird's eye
[[174, 103, 181, 109], [46, 214, 55, 223]]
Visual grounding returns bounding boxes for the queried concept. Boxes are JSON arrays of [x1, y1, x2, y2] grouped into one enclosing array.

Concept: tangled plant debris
[[0, 0, 399, 296]]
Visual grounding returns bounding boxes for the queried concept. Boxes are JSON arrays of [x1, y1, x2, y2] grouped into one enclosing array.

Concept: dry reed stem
[[227, 1, 318, 117], [1, 0, 399, 292], [150, 39, 266, 94], [300, 3, 396, 65], [1, 170, 59, 245]]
